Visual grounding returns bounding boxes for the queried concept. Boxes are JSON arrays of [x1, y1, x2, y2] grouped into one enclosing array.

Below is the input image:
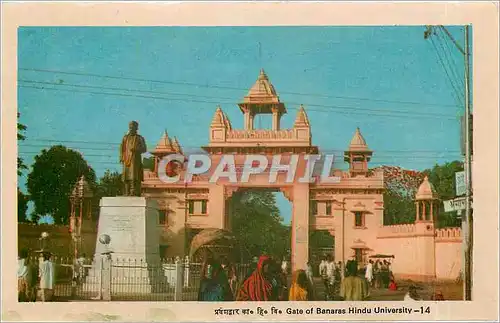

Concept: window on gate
[[354, 211, 364, 227], [201, 200, 207, 214], [310, 200, 318, 216], [188, 200, 195, 215]]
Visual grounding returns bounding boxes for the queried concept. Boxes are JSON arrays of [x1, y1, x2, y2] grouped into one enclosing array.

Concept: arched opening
[[225, 188, 292, 265]]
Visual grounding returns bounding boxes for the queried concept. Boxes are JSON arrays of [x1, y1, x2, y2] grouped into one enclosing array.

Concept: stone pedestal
[[84, 197, 168, 294]]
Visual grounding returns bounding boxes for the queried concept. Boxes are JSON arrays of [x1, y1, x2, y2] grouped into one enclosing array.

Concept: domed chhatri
[[344, 127, 373, 176], [348, 127, 371, 152], [415, 176, 438, 201]]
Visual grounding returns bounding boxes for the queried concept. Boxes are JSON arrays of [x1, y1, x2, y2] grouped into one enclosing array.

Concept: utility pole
[[425, 25, 473, 300], [463, 24, 473, 301]]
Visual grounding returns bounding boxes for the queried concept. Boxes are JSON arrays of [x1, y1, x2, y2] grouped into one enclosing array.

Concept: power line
[[18, 80, 458, 120], [19, 67, 458, 108], [428, 35, 464, 108], [18, 149, 461, 161], [19, 141, 462, 154], [435, 28, 465, 92]]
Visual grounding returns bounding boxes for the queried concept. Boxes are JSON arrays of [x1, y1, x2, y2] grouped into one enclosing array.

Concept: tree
[[18, 113, 30, 222], [142, 156, 155, 171], [18, 189, 30, 223], [17, 113, 28, 176], [374, 161, 463, 228], [27, 145, 96, 224], [96, 170, 124, 198], [229, 190, 290, 261], [425, 161, 463, 228], [373, 166, 426, 225], [309, 230, 334, 249]]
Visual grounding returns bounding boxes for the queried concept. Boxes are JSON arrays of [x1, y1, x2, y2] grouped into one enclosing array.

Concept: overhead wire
[[435, 27, 465, 92], [19, 67, 458, 108], [18, 81, 459, 120], [428, 34, 464, 108]]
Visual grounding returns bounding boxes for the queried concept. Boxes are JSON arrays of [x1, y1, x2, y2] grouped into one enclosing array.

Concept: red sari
[[388, 280, 398, 291], [236, 256, 273, 301]]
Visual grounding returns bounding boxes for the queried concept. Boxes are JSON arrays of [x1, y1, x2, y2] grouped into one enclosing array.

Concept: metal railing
[[25, 255, 250, 301]]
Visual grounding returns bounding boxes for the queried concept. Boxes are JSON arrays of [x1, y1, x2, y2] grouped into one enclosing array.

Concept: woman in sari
[[289, 270, 310, 301], [18, 249, 36, 302], [198, 259, 233, 301], [236, 255, 275, 301]]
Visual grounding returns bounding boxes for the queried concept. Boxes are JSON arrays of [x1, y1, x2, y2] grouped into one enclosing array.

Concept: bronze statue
[[120, 121, 147, 196]]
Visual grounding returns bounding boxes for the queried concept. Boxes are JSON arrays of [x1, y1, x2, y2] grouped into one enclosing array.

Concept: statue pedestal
[[83, 197, 168, 295]]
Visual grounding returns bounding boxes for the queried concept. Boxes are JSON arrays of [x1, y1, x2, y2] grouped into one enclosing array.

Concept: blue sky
[[17, 26, 467, 224]]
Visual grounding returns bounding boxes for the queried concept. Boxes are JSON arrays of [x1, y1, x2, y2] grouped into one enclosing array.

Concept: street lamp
[[99, 234, 114, 260], [39, 231, 49, 251]]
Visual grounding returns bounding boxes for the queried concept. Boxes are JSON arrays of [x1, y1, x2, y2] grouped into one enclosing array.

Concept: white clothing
[[281, 261, 288, 273], [39, 260, 55, 289], [319, 261, 327, 277], [404, 293, 416, 301], [365, 263, 373, 282], [306, 265, 314, 281], [326, 261, 335, 278], [76, 257, 86, 277], [18, 258, 28, 278]]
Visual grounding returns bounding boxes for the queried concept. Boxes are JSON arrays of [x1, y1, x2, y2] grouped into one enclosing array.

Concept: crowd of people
[[197, 254, 442, 302], [19, 248, 443, 302], [17, 249, 55, 302]]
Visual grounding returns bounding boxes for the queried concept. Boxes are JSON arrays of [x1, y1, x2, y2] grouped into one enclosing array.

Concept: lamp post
[[92, 234, 113, 301], [39, 231, 49, 251]]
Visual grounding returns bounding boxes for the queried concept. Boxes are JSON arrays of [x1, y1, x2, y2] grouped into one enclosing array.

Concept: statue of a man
[[120, 121, 147, 196]]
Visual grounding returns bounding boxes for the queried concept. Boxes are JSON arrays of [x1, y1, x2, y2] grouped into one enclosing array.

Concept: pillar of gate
[[208, 184, 226, 229], [291, 183, 310, 272]]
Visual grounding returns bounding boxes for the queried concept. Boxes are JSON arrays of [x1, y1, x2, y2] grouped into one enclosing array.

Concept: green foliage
[[17, 113, 28, 176], [18, 189, 30, 223], [143, 156, 155, 171], [96, 170, 124, 198], [383, 190, 416, 225], [309, 230, 334, 252], [229, 190, 290, 261], [379, 161, 464, 228], [27, 145, 96, 224], [426, 161, 464, 228]]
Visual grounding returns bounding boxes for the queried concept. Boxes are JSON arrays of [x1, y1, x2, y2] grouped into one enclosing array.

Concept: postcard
[[2, 1, 499, 322]]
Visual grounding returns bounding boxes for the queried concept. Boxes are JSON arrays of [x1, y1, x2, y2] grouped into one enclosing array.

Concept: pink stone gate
[[141, 70, 462, 280]]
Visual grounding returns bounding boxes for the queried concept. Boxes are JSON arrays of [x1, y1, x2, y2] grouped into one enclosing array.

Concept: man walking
[[365, 260, 374, 288], [319, 257, 328, 300], [39, 252, 55, 302], [326, 255, 336, 299]]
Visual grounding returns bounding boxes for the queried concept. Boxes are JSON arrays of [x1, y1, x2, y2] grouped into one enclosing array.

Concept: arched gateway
[[141, 69, 385, 274]]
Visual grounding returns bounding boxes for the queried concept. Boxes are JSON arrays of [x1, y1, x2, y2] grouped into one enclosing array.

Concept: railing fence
[[26, 255, 250, 301]]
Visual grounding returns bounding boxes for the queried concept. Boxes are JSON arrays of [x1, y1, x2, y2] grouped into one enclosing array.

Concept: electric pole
[[463, 24, 473, 301], [424, 25, 473, 301]]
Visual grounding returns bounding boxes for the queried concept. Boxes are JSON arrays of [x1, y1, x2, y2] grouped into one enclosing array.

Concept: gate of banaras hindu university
[[141, 69, 463, 279]]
